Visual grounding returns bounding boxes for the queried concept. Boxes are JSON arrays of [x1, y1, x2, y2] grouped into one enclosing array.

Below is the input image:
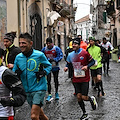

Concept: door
[[30, 13, 42, 50], [113, 28, 117, 47]]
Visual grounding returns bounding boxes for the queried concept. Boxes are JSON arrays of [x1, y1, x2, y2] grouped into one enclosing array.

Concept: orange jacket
[[80, 41, 87, 51]]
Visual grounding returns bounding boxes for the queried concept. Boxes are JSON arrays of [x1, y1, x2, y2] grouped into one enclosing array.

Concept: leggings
[[47, 71, 59, 94]]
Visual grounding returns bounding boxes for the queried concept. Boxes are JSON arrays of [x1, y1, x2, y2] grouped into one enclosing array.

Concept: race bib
[[74, 68, 85, 77]]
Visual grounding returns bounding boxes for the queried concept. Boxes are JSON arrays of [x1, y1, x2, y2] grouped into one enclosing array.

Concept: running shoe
[[46, 95, 53, 102], [80, 113, 89, 120], [90, 96, 98, 110], [101, 91, 106, 96], [55, 92, 59, 100]]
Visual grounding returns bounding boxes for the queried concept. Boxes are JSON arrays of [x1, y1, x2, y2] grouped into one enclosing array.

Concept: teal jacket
[[13, 49, 52, 93]]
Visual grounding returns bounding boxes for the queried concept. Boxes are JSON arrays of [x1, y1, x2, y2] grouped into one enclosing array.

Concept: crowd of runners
[[0, 32, 114, 120]]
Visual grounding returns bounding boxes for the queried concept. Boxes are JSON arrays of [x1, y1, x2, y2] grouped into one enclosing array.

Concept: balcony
[[50, 0, 70, 16], [106, 0, 115, 16]]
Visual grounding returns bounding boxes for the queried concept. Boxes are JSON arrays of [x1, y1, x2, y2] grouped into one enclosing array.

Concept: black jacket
[[4, 45, 21, 65], [0, 48, 4, 58], [1, 67, 26, 107]]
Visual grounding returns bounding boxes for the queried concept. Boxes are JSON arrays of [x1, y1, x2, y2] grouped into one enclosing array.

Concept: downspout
[[42, 0, 45, 45]]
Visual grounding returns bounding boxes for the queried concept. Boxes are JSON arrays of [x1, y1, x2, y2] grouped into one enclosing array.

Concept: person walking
[[64, 38, 98, 120], [101, 37, 114, 74], [13, 33, 52, 120], [41, 37, 63, 102], [0, 63, 26, 120], [87, 37, 105, 97], [4, 32, 21, 69]]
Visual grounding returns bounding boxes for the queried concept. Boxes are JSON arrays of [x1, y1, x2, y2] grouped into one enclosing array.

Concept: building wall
[[108, 0, 120, 47], [6, 0, 74, 52], [7, 0, 49, 49], [7, 0, 19, 46], [0, 0, 6, 49], [75, 16, 92, 42]]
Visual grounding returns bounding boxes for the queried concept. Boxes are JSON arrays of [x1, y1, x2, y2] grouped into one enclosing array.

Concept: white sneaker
[[90, 96, 98, 110]]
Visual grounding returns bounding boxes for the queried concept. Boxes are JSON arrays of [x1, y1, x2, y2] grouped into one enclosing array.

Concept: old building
[[75, 14, 92, 42], [91, 0, 110, 41], [48, 0, 76, 53], [6, 0, 76, 53], [106, 0, 120, 47]]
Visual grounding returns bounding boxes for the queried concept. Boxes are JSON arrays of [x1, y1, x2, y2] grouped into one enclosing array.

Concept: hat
[[4, 32, 16, 43], [69, 41, 73, 48], [46, 37, 52, 43], [89, 37, 96, 41], [72, 38, 81, 45]]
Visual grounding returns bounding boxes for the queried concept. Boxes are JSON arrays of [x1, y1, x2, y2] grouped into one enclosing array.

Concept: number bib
[[74, 68, 85, 77]]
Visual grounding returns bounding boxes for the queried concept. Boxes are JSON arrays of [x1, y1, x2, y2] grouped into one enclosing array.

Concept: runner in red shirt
[[64, 38, 98, 120]]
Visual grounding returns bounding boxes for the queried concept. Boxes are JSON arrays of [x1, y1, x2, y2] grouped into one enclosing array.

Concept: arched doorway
[[30, 13, 42, 50]]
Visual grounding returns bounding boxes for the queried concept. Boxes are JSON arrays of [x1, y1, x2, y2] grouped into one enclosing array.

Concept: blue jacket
[[41, 45, 63, 71], [13, 49, 52, 93]]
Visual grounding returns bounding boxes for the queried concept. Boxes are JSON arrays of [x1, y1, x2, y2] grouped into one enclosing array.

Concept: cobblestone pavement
[[15, 60, 120, 120]]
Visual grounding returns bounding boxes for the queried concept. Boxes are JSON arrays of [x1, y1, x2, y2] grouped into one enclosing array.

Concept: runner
[[64, 38, 98, 120], [41, 37, 63, 102], [13, 33, 51, 120], [101, 37, 114, 75], [78, 35, 87, 51], [87, 37, 105, 97], [4, 31, 21, 69], [0, 64, 26, 120]]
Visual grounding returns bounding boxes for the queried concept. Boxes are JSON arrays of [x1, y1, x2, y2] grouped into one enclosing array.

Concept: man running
[[13, 33, 52, 120], [0, 63, 26, 120], [101, 37, 114, 74], [64, 38, 97, 120], [41, 37, 63, 102], [87, 37, 105, 97]]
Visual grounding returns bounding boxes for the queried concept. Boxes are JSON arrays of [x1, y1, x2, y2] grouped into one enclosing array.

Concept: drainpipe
[[42, 0, 45, 45]]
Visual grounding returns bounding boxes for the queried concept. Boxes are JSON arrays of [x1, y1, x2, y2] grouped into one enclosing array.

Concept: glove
[[15, 67, 22, 79], [0, 97, 14, 107], [49, 59, 55, 63], [35, 70, 46, 81], [49, 59, 57, 66]]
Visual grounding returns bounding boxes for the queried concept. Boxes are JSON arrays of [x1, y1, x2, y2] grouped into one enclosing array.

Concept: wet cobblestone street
[[15, 60, 120, 120]]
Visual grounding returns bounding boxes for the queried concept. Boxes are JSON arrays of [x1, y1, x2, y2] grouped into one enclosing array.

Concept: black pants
[[103, 56, 109, 74], [47, 70, 59, 94]]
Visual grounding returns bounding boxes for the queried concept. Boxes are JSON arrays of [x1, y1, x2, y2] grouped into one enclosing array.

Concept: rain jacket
[[13, 49, 52, 93]]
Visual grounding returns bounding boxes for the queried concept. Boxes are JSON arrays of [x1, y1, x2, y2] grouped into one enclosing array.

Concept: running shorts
[[73, 82, 89, 96], [26, 91, 46, 108], [90, 67, 102, 77]]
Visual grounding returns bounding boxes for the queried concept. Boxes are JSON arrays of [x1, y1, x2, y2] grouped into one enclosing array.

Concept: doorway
[[30, 13, 42, 50]]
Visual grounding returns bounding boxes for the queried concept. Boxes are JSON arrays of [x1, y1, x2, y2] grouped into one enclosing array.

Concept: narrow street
[[15, 60, 120, 120]]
